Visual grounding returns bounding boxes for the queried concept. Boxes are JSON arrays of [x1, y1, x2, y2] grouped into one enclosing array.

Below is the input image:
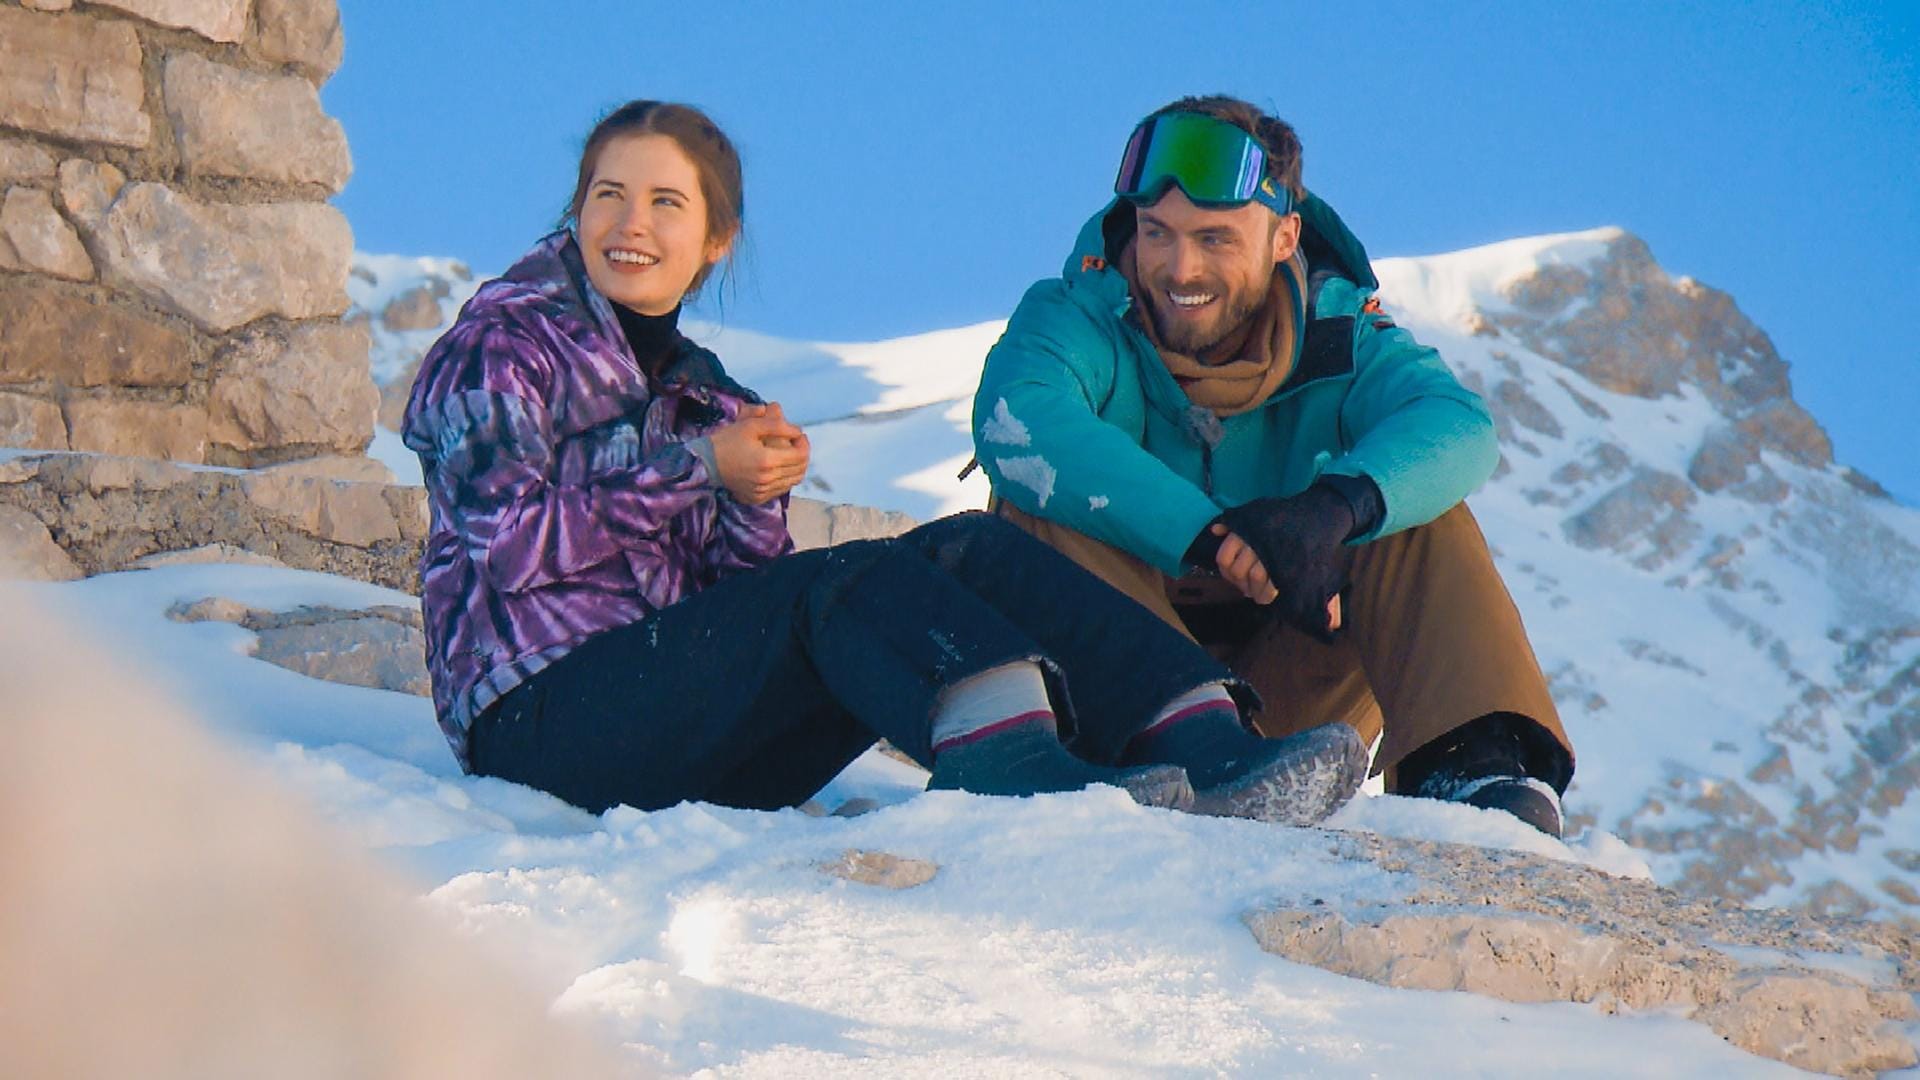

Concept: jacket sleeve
[[1320, 303, 1499, 540], [408, 323, 720, 596], [702, 489, 794, 581], [973, 281, 1222, 574]]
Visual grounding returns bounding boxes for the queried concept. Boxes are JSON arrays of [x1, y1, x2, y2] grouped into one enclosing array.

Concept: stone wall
[[0, 0, 372, 467]]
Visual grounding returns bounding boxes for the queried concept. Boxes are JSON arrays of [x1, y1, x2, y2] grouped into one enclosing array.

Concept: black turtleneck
[[613, 302, 683, 379]]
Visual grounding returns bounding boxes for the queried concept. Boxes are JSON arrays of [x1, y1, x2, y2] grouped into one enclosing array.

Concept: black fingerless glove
[[1217, 481, 1370, 640]]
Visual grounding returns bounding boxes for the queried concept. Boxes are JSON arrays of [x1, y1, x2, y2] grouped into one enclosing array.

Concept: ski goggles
[[1113, 112, 1295, 216]]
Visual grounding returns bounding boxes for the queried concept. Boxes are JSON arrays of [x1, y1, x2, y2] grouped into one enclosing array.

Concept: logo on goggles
[[1114, 112, 1295, 216]]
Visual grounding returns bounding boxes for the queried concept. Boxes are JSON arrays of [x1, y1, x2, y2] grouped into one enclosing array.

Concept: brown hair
[[562, 100, 745, 298], [1148, 95, 1305, 203]]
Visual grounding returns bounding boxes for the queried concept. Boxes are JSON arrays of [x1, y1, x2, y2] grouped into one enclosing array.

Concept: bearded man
[[970, 95, 1575, 835]]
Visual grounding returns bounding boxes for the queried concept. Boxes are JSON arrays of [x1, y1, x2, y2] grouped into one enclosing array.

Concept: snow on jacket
[[971, 194, 1498, 575], [402, 230, 791, 767]]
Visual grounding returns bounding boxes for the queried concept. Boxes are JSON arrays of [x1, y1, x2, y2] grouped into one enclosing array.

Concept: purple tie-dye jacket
[[402, 230, 792, 768]]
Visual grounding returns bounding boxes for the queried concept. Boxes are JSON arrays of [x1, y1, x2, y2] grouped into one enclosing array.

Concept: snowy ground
[[16, 561, 1832, 1077]]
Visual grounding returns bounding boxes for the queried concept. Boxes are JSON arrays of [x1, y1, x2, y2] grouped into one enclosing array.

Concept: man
[[970, 96, 1574, 835]]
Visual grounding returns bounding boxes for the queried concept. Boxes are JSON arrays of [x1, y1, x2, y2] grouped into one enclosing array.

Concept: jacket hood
[[1061, 191, 1381, 298]]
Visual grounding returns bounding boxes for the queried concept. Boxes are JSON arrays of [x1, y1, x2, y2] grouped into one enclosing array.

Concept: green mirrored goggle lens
[[1114, 112, 1293, 214]]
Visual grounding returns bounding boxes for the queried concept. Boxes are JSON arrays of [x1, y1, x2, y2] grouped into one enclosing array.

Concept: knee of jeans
[[911, 510, 1015, 569]]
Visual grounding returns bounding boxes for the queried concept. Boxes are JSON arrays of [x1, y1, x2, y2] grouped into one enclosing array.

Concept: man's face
[[1132, 186, 1301, 355]]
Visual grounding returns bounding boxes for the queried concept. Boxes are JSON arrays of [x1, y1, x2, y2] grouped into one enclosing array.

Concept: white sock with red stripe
[[930, 661, 1054, 754]]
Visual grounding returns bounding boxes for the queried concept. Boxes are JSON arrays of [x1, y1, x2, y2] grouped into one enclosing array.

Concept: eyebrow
[[1138, 211, 1235, 239]]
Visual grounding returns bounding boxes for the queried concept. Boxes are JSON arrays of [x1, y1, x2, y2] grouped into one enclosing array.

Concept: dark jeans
[[467, 511, 1240, 813]]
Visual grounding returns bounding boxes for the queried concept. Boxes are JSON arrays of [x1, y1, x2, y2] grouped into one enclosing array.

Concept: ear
[[704, 227, 736, 267], [1270, 212, 1302, 264]]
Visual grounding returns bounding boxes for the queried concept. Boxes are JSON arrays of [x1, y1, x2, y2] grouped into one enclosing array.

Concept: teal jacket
[[971, 194, 1498, 575]]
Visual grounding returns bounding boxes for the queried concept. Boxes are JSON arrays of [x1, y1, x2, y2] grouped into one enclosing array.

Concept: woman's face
[[576, 133, 730, 315]]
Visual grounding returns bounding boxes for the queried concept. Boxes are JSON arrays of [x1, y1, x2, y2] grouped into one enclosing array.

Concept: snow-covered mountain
[[354, 230, 1920, 926]]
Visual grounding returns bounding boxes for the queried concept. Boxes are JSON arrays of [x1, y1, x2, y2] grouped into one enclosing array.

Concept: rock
[[209, 322, 376, 458], [166, 596, 263, 624], [250, 0, 345, 80], [0, 452, 422, 591], [380, 285, 445, 333], [788, 498, 917, 550], [240, 471, 401, 549], [163, 53, 351, 191], [376, 356, 423, 433], [1735, 399, 1833, 470], [0, 187, 93, 280], [0, 138, 58, 185], [20, 0, 75, 10], [76, 454, 192, 492], [0, 8, 151, 148], [1688, 425, 1757, 493], [1244, 831, 1918, 1078], [56, 159, 125, 228], [0, 393, 68, 450], [0, 505, 81, 581], [63, 399, 208, 462], [820, 850, 939, 890], [0, 285, 194, 389], [251, 613, 430, 697], [164, 595, 431, 699], [91, 0, 246, 42], [80, 183, 352, 333], [1561, 467, 1698, 566], [1489, 378, 1562, 439], [257, 455, 396, 485], [136, 544, 287, 571]]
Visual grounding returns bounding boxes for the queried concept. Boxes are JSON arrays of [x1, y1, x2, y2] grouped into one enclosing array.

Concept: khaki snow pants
[[993, 500, 1572, 781]]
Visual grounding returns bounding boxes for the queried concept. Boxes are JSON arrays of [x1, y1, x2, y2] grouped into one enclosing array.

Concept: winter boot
[[1179, 721, 1368, 826], [1395, 712, 1571, 838], [929, 717, 1194, 810]]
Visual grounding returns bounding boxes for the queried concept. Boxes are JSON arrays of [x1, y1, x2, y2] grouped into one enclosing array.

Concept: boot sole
[[1117, 764, 1195, 812], [1189, 723, 1366, 826]]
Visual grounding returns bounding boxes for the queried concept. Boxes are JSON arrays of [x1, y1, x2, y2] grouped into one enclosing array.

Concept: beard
[[1144, 271, 1270, 357]]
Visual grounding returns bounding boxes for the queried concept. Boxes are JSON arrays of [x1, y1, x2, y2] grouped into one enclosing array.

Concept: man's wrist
[[1314, 473, 1384, 541], [1183, 517, 1226, 571]]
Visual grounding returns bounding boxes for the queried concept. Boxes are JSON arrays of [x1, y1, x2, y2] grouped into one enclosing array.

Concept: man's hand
[[1214, 485, 1356, 639], [709, 402, 810, 505]]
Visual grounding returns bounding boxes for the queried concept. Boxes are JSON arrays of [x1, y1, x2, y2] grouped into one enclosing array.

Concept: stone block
[[251, 0, 344, 80], [0, 286, 194, 388], [163, 53, 352, 192], [0, 139, 58, 185], [92, 0, 247, 43], [0, 392, 68, 450], [64, 398, 208, 462], [57, 160, 126, 229], [21, 1, 76, 11], [0, 8, 151, 148], [0, 505, 81, 581], [84, 183, 352, 333], [241, 472, 400, 548], [0, 187, 93, 280], [209, 322, 375, 455]]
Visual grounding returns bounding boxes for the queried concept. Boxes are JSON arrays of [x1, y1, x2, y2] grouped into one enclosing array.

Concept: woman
[[403, 100, 1365, 821]]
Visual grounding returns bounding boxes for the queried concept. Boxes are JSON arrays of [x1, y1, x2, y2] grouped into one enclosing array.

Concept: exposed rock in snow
[[819, 849, 940, 890], [1247, 830, 1917, 1076]]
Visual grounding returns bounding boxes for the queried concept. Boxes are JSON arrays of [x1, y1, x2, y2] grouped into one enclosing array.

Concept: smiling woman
[[397, 99, 1369, 826]]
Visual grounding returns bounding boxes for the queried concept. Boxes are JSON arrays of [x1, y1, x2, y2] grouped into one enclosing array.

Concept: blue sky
[[326, 1, 1918, 504]]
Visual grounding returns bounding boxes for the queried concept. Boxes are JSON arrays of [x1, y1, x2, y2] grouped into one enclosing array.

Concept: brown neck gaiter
[[1121, 245, 1307, 418]]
